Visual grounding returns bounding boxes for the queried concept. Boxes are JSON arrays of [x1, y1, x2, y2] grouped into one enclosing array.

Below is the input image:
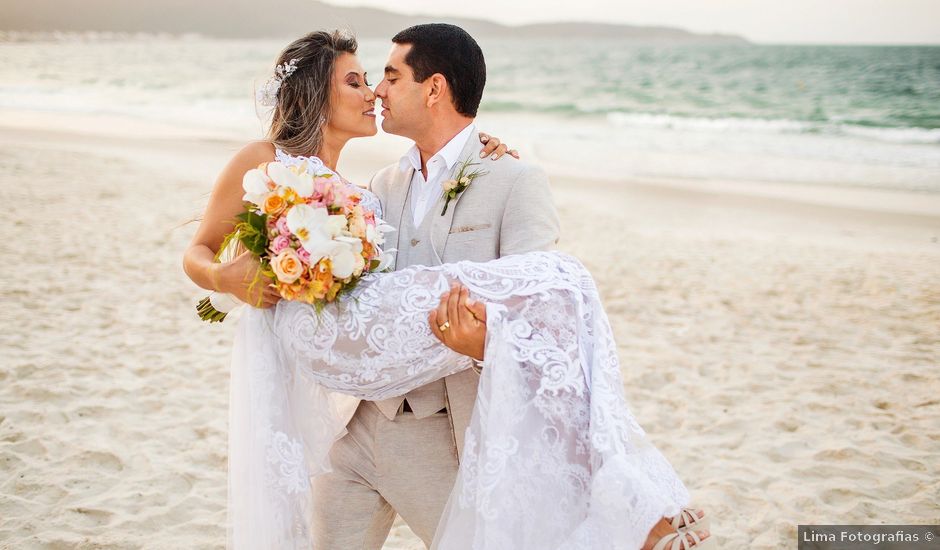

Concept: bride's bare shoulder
[[205, 141, 277, 204], [215, 141, 275, 184], [232, 140, 276, 166]]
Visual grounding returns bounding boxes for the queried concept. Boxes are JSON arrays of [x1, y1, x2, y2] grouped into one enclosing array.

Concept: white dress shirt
[[399, 123, 476, 227]]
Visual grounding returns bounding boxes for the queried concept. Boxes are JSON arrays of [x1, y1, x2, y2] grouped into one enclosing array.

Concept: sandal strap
[[671, 508, 705, 530], [655, 529, 705, 550]]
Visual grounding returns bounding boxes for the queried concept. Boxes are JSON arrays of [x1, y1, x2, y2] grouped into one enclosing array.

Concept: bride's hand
[[478, 132, 520, 160], [429, 284, 488, 361], [215, 250, 282, 308]]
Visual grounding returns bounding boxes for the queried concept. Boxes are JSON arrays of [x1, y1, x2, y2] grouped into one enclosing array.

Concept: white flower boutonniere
[[441, 156, 488, 216]]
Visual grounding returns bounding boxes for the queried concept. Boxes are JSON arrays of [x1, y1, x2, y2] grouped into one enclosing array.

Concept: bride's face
[[325, 53, 377, 140]]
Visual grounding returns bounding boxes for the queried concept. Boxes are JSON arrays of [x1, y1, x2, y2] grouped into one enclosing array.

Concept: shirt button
[[411, 238, 420, 247]]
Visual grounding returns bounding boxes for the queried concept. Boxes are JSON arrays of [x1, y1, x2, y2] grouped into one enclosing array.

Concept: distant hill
[[0, 0, 748, 44]]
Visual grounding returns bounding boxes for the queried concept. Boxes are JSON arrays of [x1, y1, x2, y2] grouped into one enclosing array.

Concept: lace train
[[227, 251, 689, 549]]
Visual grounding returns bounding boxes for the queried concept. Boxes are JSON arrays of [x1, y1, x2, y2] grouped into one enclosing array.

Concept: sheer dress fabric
[[227, 250, 689, 549]]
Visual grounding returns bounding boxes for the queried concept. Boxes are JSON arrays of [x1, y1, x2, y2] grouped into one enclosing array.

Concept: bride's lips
[[363, 108, 375, 117]]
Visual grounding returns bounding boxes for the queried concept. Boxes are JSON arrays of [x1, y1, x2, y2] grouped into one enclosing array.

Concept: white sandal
[[669, 508, 710, 532], [653, 529, 709, 550]]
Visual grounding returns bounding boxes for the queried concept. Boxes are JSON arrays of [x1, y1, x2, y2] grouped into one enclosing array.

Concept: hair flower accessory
[[256, 58, 301, 107]]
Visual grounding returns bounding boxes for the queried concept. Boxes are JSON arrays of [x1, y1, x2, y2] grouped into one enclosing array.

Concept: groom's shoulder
[[479, 156, 549, 190], [368, 162, 402, 193], [461, 139, 546, 185]]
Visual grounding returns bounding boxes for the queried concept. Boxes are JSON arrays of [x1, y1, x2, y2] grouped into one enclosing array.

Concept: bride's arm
[[182, 141, 281, 307]]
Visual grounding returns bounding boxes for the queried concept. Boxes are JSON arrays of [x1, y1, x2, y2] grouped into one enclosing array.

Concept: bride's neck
[[316, 131, 347, 172]]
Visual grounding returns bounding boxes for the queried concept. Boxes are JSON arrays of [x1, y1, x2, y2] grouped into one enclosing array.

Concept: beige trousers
[[311, 401, 459, 549]]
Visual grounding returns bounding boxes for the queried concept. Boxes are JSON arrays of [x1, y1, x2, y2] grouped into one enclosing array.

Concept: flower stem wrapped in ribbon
[[196, 161, 396, 322]]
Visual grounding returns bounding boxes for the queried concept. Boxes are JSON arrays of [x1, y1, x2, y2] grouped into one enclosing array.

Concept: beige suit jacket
[[364, 136, 561, 460]]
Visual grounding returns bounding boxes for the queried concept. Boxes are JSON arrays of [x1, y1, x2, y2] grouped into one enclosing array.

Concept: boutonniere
[[440, 156, 488, 216]]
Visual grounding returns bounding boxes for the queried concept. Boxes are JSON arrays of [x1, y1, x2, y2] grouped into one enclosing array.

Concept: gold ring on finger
[[439, 321, 451, 332]]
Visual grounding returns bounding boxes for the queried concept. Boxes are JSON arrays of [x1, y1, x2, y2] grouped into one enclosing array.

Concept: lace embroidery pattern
[[228, 251, 690, 549]]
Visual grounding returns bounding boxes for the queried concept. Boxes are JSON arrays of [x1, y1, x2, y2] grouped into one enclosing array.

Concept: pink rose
[[296, 247, 311, 264], [275, 216, 289, 235], [270, 235, 291, 254], [331, 184, 354, 210], [313, 177, 334, 205]]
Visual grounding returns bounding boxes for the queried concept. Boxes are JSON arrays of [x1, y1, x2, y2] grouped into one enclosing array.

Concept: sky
[[324, 0, 940, 44]]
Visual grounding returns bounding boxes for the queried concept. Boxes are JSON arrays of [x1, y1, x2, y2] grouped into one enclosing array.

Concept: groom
[[311, 23, 560, 549]]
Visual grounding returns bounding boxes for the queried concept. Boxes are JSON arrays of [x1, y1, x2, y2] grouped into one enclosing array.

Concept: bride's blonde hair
[[265, 30, 358, 157]]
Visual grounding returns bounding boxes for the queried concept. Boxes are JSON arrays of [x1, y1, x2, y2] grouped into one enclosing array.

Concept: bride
[[183, 30, 712, 550]]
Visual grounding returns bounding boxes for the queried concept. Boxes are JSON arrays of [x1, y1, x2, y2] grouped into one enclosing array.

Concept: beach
[[1, 110, 938, 549]]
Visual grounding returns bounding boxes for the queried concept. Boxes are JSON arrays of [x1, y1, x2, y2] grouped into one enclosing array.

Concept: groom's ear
[[425, 73, 449, 108]]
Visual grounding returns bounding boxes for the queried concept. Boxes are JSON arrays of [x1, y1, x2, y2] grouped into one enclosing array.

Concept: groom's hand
[[430, 284, 488, 361]]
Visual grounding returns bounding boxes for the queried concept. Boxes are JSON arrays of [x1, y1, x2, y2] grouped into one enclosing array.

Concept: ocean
[[2, 35, 939, 192]]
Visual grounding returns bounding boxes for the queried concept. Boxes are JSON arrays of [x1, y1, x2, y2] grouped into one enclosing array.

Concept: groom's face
[[375, 44, 430, 139]]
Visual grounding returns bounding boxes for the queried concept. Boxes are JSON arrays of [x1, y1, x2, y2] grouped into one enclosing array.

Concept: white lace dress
[[227, 153, 690, 550]]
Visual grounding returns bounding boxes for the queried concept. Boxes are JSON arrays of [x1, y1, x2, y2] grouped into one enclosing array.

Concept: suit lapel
[[429, 138, 483, 264]]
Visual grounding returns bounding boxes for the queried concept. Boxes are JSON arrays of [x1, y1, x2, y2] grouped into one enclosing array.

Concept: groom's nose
[[374, 79, 388, 98]]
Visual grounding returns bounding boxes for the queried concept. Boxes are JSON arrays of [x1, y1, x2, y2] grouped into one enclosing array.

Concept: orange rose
[[277, 281, 302, 301], [263, 193, 287, 215], [272, 248, 304, 284]]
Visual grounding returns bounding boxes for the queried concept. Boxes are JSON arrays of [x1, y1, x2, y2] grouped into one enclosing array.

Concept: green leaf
[[240, 211, 267, 231], [242, 232, 267, 256], [232, 210, 270, 256]]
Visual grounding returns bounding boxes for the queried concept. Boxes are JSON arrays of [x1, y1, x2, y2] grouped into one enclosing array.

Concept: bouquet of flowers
[[196, 160, 395, 322]]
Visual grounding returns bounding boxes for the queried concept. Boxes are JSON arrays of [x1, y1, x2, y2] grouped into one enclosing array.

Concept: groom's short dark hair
[[392, 23, 486, 117]]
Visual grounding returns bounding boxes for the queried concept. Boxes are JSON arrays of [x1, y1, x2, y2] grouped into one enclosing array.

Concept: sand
[[1, 119, 938, 549]]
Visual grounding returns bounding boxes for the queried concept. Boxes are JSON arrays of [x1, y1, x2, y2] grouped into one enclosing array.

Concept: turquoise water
[[2, 37, 939, 190], [481, 42, 940, 141]]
